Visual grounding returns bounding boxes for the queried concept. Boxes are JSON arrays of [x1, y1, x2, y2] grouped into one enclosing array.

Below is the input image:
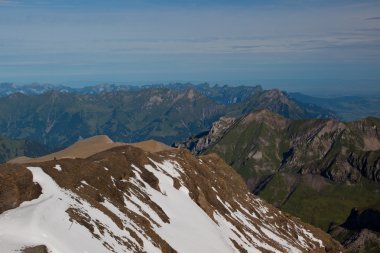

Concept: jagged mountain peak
[[263, 88, 285, 98], [0, 138, 342, 252]]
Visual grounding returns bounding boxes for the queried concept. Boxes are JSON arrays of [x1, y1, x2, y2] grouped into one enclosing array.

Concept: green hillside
[[207, 109, 380, 250]]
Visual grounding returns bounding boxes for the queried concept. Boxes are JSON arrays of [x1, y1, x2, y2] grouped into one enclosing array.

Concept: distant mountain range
[[179, 109, 380, 252], [0, 83, 334, 153], [289, 92, 380, 121], [0, 83, 137, 96], [2, 82, 378, 121]]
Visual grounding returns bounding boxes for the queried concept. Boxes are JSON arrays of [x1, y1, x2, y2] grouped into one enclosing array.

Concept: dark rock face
[[0, 164, 42, 214], [342, 208, 380, 232], [348, 151, 380, 183], [22, 245, 49, 253], [329, 226, 380, 253], [329, 208, 380, 253]]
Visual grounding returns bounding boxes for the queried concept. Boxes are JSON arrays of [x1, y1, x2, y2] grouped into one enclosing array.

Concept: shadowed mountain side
[[0, 134, 50, 163]]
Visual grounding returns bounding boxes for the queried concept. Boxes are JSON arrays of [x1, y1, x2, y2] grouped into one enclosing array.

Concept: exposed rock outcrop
[[0, 163, 41, 214], [173, 116, 236, 155]]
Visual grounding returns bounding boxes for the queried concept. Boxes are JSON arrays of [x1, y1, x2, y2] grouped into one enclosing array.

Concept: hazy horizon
[[2, 79, 380, 97], [1, 0, 380, 96]]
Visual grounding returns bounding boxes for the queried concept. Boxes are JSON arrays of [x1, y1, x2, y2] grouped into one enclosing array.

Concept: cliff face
[[0, 137, 342, 253], [173, 116, 236, 155]]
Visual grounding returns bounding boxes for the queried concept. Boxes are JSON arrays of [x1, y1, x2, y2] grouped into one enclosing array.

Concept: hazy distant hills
[[289, 92, 380, 121], [0, 83, 73, 96], [2, 82, 378, 121], [0, 88, 221, 149], [0, 83, 334, 151]]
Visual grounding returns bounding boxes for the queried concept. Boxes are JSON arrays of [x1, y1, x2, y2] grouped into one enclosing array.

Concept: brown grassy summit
[[8, 135, 173, 164], [8, 135, 126, 164], [129, 139, 173, 153]]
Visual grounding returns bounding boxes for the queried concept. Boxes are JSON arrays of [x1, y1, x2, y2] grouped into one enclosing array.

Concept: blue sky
[[1, 0, 380, 95]]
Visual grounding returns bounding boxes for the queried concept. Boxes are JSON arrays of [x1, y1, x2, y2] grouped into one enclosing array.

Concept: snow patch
[[53, 164, 62, 172], [143, 162, 234, 253]]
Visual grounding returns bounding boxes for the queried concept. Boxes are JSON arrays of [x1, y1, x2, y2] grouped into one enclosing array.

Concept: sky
[[0, 0, 380, 95]]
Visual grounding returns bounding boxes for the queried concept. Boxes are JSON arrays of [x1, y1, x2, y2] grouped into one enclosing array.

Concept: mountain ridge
[[0, 135, 342, 252]]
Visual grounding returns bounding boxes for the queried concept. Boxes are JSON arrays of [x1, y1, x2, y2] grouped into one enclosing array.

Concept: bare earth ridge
[[8, 135, 173, 164]]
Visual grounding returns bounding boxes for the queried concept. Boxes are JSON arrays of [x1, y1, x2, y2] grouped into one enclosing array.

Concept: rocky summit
[[0, 136, 342, 252]]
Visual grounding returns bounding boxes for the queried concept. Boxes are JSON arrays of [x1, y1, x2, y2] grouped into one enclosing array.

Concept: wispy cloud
[[0, 0, 17, 5], [1, 0, 380, 84], [366, 16, 380, 20]]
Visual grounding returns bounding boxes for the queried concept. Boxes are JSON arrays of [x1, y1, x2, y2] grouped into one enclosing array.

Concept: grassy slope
[[208, 110, 380, 243], [259, 174, 380, 231]]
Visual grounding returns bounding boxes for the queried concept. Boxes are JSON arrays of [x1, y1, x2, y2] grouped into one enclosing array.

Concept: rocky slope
[[0, 136, 342, 252], [329, 206, 380, 253], [198, 109, 380, 251], [173, 116, 236, 154]]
